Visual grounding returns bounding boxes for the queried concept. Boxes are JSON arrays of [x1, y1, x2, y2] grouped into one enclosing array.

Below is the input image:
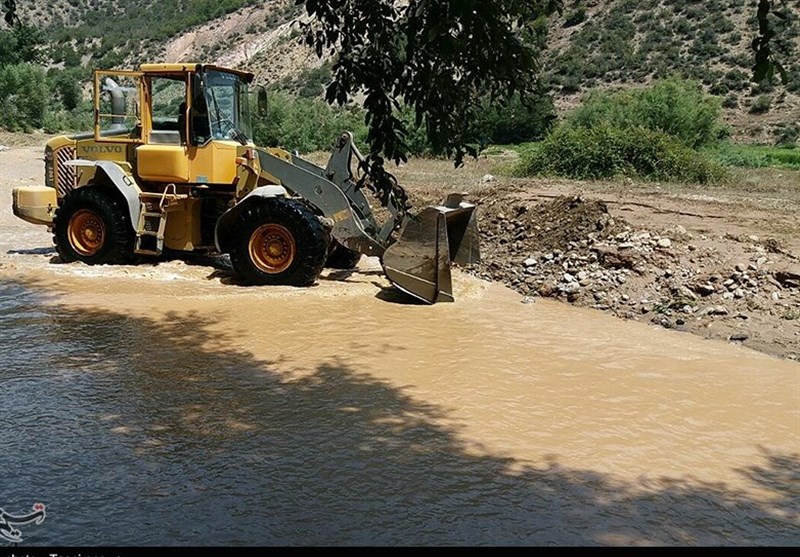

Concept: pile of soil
[[463, 193, 800, 361]]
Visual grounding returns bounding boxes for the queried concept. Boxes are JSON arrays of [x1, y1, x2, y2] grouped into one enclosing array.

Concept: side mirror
[[256, 87, 268, 119]]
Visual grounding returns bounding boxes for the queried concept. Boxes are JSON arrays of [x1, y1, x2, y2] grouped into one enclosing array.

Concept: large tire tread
[[229, 197, 328, 286], [53, 186, 135, 265]]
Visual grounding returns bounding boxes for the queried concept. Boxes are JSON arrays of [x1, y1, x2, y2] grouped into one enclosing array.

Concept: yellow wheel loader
[[11, 64, 480, 303]]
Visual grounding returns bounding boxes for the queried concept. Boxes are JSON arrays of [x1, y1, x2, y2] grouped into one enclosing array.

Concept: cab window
[[149, 75, 186, 145]]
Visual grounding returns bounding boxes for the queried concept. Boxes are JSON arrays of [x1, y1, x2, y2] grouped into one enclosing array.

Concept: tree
[[0, 22, 42, 65], [297, 0, 563, 166], [3, 0, 16, 26], [752, 0, 793, 84]]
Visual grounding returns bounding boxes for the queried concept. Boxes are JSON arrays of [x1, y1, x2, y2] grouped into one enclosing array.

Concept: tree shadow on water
[[1, 280, 798, 546]]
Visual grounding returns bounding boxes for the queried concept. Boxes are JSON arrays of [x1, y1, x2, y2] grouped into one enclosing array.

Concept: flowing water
[[0, 252, 798, 546]]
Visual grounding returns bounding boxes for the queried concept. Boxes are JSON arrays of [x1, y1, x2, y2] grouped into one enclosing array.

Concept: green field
[[708, 143, 800, 170]]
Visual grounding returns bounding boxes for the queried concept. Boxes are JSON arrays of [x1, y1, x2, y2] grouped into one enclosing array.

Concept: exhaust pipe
[[382, 193, 480, 304], [103, 78, 126, 127]]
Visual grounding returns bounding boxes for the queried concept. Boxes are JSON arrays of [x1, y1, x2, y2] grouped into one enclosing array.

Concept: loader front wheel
[[54, 186, 135, 264], [230, 198, 327, 286]]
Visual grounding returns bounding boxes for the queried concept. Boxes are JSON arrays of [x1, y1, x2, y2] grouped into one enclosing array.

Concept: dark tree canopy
[[297, 0, 563, 166], [752, 0, 793, 84], [3, 0, 16, 26]]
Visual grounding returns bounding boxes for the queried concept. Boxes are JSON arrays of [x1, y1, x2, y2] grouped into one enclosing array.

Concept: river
[[0, 253, 797, 545]]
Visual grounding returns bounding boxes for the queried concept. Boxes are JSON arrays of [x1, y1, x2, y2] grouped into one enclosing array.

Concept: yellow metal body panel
[[136, 145, 190, 182], [187, 141, 239, 185], [12, 186, 57, 225], [75, 139, 129, 162], [46, 135, 75, 151], [164, 198, 204, 251]]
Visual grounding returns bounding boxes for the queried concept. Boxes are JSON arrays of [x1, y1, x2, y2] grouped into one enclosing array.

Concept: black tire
[[325, 239, 362, 269], [53, 186, 135, 264], [229, 197, 328, 286]]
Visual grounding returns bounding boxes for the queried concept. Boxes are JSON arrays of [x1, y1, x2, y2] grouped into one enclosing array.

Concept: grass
[[709, 143, 800, 170]]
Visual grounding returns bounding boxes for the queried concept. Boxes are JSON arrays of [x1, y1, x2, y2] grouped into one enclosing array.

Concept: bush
[[563, 7, 587, 28], [515, 125, 725, 184], [564, 77, 726, 149], [252, 90, 368, 154], [472, 92, 556, 146], [749, 95, 771, 114], [0, 63, 49, 131], [722, 92, 738, 109]]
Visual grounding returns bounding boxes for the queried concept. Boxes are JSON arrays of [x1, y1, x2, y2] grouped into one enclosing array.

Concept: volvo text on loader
[[11, 64, 479, 303]]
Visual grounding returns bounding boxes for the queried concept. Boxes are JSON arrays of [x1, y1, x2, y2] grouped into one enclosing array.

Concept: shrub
[[0, 63, 49, 131], [472, 92, 556, 146], [252, 90, 368, 154], [563, 7, 587, 28], [749, 95, 771, 114], [564, 77, 726, 149], [514, 125, 725, 184], [722, 93, 738, 109]]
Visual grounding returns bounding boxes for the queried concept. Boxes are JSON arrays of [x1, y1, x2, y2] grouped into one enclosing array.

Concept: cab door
[[135, 73, 192, 183], [93, 70, 145, 144]]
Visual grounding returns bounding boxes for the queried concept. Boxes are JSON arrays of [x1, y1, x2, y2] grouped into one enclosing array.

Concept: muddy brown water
[[1, 246, 798, 545], [1, 158, 799, 545]]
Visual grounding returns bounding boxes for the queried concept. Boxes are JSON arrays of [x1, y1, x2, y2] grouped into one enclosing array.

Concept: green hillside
[[5, 0, 799, 145]]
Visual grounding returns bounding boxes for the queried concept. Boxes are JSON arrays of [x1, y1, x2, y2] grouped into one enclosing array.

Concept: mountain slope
[[17, 0, 800, 144]]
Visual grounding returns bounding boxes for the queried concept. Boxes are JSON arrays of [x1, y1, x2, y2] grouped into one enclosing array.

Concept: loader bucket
[[382, 194, 480, 304]]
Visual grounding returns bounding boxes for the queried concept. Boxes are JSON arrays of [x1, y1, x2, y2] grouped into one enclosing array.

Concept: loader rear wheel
[[229, 198, 327, 286], [325, 240, 362, 269], [54, 186, 135, 264]]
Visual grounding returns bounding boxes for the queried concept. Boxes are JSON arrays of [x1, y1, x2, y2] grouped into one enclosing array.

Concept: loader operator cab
[[92, 64, 257, 186]]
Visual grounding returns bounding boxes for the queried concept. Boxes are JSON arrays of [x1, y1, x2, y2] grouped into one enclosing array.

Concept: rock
[[771, 292, 780, 301], [693, 283, 716, 296], [563, 272, 576, 283], [0, 145, 9, 152], [748, 235, 759, 243], [481, 174, 496, 183], [593, 246, 639, 271], [523, 257, 537, 268], [774, 267, 800, 289], [656, 238, 672, 248], [729, 333, 749, 341], [733, 288, 746, 299], [521, 296, 536, 304], [708, 305, 729, 316], [561, 282, 581, 294], [538, 281, 557, 297], [652, 315, 674, 329], [735, 263, 747, 273]]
